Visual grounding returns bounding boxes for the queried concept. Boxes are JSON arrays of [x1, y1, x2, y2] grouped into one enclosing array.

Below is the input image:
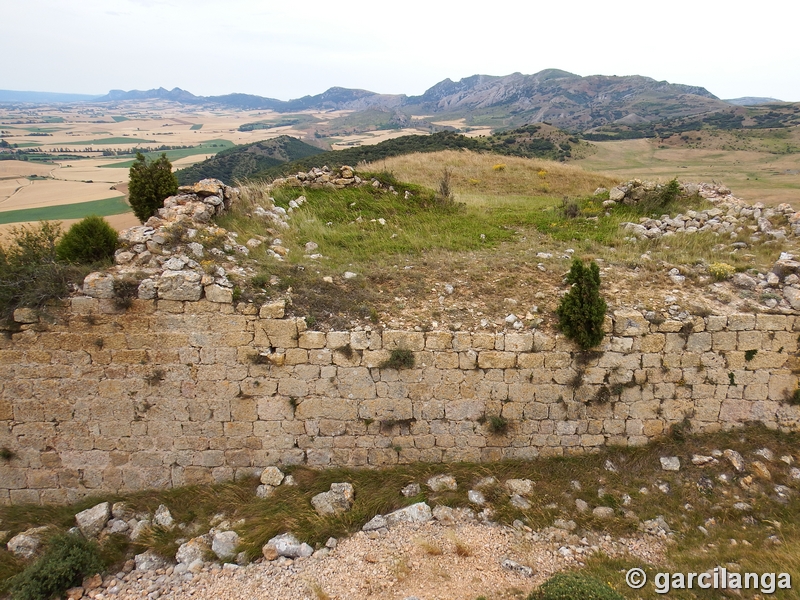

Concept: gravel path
[[92, 519, 664, 600]]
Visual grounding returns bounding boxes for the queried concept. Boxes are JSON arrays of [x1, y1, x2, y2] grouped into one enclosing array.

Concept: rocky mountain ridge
[[23, 70, 735, 133]]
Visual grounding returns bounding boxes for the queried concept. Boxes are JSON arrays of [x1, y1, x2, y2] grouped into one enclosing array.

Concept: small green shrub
[[528, 572, 625, 600], [55, 216, 118, 264], [113, 278, 139, 310], [8, 533, 104, 600], [0, 222, 75, 321], [485, 415, 509, 435], [556, 258, 607, 349], [658, 177, 681, 205], [380, 348, 415, 370], [744, 349, 758, 361], [0, 447, 16, 461]]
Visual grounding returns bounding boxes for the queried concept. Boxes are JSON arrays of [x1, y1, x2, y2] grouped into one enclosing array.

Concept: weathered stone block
[[254, 319, 298, 348], [614, 309, 649, 336], [383, 331, 424, 351], [686, 332, 712, 352], [505, 333, 533, 352], [728, 314, 756, 331], [425, 331, 453, 350], [259, 300, 286, 319], [477, 351, 516, 369], [298, 331, 326, 349], [705, 315, 728, 331], [756, 314, 789, 331]]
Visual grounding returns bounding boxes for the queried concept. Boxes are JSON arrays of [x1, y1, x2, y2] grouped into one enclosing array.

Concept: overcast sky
[[4, 0, 800, 101]]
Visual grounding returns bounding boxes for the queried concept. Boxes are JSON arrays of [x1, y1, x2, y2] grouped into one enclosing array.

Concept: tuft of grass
[[415, 538, 443, 556], [744, 349, 758, 361], [380, 348, 415, 370], [308, 581, 331, 600], [113, 278, 139, 310], [0, 447, 16, 461]]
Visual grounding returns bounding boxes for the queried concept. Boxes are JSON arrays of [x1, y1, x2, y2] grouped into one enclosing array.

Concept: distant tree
[[128, 152, 178, 223]]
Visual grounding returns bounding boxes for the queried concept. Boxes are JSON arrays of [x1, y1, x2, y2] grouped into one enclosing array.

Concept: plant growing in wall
[[556, 258, 607, 349]]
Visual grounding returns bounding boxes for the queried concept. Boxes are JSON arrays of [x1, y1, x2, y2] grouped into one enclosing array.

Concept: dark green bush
[[129, 152, 178, 223], [55, 215, 118, 264], [528, 572, 625, 600], [556, 258, 607, 349], [8, 533, 103, 600], [0, 222, 75, 322]]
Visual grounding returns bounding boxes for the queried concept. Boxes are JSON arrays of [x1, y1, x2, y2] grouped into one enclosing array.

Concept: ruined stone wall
[[2, 297, 799, 505]]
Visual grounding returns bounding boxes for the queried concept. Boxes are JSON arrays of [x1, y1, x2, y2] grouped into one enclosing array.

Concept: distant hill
[[403, 70, 726, 132], [8, 72, 793, 140], [0, 90, 102, 103], [175, 135, 325, 185], [243, 125, 591, 181], [73, 70, 728, 134], [725, 97, 783, 106]]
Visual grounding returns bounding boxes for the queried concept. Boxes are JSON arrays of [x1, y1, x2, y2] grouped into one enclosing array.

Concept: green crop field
[[112, 116, 129, 122], [190, 124, 203, 130], [99, 140, 235, 168], [0, 196, 129, 225]]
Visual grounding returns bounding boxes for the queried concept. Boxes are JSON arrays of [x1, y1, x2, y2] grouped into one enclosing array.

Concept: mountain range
[[91, 69, 728, 130], [1, 69, 790, 134]]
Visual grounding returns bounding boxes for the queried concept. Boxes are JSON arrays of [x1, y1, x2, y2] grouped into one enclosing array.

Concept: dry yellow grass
[[578, 138, 800, 206], [366, 149, 621, 200], [0, 179, 123, 212], [0, 160, 54, 179], [330, 128, 429, 150]]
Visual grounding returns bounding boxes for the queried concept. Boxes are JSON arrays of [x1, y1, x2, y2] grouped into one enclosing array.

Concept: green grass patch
[[112, 116, 129, 122], [0, 196, 129, 225], [12, 142, 41, 148], [99, 140, 234, 169], [190, 124, 203, 130], [220, 175, 520, 271]]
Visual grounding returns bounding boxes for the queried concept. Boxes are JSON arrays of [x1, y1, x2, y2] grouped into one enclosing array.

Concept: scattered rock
[[263, 533, 313, 559], [311, 483, 355, 516], [468, 490, 486, 505], [575, 499, 589, 513], [256, 484, 275, 498], [401, 483, 421, 497], [501, 559, 534, 577], [212, 530, 240, 561], [176, 537, 211, 565], [154, 504, 175, 529], [510, 495, 531, 510], [505, 479, 534, 496], [724, 449, 746, 473], [427, 474, 457, 492], [660, 457, 681, 471], [75, 502, 111, 538], [751, 460, 772, 480], [592, 507, 615, 519], [134, 549, 170, 572], [6, 526, 50, 559]]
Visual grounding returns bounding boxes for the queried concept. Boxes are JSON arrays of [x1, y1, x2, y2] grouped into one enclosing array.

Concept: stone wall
[[2, 297, 800, 505]]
